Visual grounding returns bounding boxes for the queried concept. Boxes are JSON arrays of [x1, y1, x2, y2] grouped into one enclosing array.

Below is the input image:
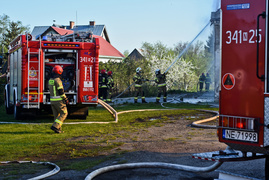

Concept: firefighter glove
[[63, 97, 69, 104]]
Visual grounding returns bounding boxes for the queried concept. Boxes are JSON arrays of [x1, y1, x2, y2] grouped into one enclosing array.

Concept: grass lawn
[[0, 102, 218, 162]]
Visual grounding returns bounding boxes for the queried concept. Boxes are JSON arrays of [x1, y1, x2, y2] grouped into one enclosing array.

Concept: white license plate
[[223, 129, 258, 142]]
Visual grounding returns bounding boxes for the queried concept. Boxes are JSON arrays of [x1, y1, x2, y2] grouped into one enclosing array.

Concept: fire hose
[[0, 161, 60, 180], [191, 109, 218, 129], [85, 161, 223, 180]]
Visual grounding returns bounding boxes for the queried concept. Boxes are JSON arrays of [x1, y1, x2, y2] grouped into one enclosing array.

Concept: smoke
[[210, 0, 221, 100], [212, 0, 221, 12]]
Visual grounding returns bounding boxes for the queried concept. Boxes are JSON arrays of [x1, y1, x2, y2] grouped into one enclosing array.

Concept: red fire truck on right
[[193, 0, 269, 178], [219, 0, 269, 155]]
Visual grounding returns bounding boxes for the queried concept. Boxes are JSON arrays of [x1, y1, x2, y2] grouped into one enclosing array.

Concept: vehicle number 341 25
[[226, 29, 262, 44]]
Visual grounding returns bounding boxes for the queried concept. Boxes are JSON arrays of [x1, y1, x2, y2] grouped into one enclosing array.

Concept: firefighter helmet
[[107, 71, 113, 76], [52, 65, 63, 75], [101, 69, 106, 74], [136, 67, 142, 73], [155, 69, 160, 75]]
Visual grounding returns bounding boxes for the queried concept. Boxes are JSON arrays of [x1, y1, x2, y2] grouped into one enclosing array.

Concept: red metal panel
[[21, 40, 44, 103], [220, 0, 266, 146], [77, 42, 99, 103]]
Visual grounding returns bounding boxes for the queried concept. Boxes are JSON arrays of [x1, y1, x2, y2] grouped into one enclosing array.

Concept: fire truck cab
[[5, 32, 99, 119], [219, 0, 269, 154]]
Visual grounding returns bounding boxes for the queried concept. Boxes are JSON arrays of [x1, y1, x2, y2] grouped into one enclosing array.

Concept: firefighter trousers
[[51, 100, 68, 129], [107, 88, 113, 102], [199, 82, 204, 91], [134, 87, 146, 102], [99, 87, 108, 101], [205, 83, 210, 91], [156, 86, 167, 102]]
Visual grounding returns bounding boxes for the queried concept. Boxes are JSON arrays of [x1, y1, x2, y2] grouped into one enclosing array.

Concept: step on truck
[[4, 33, 100, 119]]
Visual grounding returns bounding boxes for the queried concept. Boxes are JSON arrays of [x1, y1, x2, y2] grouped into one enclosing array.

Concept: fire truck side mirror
[[27, 34, 32, 41]]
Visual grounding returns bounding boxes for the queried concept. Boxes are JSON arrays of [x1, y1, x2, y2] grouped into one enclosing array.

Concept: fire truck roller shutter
[[62, 66, 75, 91], [45, 66, 53, 91]]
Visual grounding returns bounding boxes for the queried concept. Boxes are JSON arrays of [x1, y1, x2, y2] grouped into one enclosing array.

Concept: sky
[[0, 0, 220, 54]]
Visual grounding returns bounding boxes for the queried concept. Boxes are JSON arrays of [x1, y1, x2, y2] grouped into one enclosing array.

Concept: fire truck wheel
[[4, 90, 13, 114], [85, 108, 89, 116], [13, 97, 22, 120], [82, 107, 89, 119]]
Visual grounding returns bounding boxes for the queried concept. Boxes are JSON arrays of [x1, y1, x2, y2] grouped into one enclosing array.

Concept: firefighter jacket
[[199, 74, 206, 83], [99, 73, 108, 88], [155, 73, 166, 87], [49, 75, 67, 102], [107, 75, 114, 89], [205, 75, 211, 84], [133, 73, 146, 88]]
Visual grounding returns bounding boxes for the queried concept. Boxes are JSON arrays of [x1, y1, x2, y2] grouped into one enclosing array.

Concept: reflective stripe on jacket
[[133, 73, 145, 85], [99, 74, 108, 88], [49, 77, 66, 101], [155, 74, 166, 87]]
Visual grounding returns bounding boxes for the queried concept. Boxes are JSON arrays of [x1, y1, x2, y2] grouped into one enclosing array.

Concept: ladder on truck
[[26, 34, 41, 109]]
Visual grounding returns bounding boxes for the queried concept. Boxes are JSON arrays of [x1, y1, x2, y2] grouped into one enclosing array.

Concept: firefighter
[[49, 65, 68, 133], [205, 73, 211, 92], [133, 67, 148, 103], [106, 71, 114, 103], [199, 73, 206, 92], [99, 69, 108, 101], [155, 69, 167, 103]]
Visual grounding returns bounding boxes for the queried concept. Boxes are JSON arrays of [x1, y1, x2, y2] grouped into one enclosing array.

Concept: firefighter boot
[[142, 98, 147, 103], [50, 126, 64, 133], [163, 97, 167, 102]]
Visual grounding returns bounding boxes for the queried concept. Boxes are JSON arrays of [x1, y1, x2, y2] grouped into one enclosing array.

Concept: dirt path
[[45, 113, 230, 180]]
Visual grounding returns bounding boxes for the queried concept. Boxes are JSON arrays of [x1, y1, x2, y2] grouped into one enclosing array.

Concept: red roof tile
[[93, 35, 125, 59], [51, 26, 74, 36]]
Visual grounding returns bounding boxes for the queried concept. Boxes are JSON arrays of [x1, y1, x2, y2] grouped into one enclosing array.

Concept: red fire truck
[[4, 33, 100, 119], [219, 0, 269, 154]]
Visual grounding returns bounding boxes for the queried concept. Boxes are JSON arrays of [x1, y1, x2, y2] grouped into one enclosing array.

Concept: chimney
[[70, 21, 75, 29], [90, 21, 95, 26]]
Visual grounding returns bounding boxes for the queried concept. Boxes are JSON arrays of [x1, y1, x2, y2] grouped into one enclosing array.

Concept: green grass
[[0, 102, 218, 163]]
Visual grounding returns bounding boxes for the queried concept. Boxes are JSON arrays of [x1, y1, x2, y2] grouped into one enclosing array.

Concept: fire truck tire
[[85, 107, 89, 116], [13, 95, 22, 120], [266, 156, 269, 180], [4, 90, 13, 114]]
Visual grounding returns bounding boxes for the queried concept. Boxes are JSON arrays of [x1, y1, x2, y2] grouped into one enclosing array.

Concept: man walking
[[49, 65, 68, 133]]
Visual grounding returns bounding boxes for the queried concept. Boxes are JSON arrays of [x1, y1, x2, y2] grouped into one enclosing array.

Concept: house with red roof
[[42, 26, 74, 36], [31, 21, 125, 62]]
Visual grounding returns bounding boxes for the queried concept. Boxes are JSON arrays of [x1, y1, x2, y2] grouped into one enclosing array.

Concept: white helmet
[[136, 67, 142, 73], [155, 69, 160, 75]]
